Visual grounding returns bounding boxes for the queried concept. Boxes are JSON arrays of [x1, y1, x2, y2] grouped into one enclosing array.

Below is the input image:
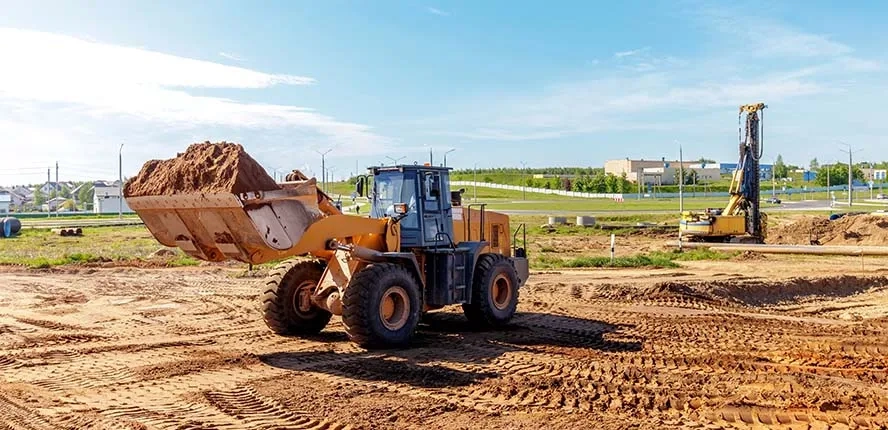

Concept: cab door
[[420, 171, 454, 246]]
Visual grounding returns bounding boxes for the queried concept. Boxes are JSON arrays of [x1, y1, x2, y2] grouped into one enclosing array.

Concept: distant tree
[[604, 174, 618, 193], [773, 155, 789, 179], [698, 158, 716, 164], [809, 158, 820, 171], [77, 184, 94, 206], [562, 177, 572, 191], [815, 164, 864, 186], [590, 175, 607, 193], [60, 185, 72, 199], [33, 188, 46, 206]]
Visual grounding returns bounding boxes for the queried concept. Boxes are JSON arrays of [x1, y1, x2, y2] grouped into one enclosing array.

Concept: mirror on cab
[[355, 176, 365, 197]]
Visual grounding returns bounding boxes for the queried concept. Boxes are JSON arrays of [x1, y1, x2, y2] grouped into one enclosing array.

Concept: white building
[[0, 192, 10, 214], [93, 182, 131, 214], [42, 197, 67, 212]]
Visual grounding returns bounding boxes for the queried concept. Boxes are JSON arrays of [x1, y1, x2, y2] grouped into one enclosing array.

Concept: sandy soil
[[2, 256, 888, 429]]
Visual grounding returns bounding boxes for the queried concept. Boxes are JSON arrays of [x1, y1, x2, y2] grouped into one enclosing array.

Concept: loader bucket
[[126, 182, 324, 265]]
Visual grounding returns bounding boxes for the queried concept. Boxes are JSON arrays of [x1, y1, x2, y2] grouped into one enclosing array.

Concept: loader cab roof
[[370, 165, 452, 175]]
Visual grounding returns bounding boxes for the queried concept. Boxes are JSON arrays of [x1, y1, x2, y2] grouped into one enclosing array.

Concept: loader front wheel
[[261, 259, 332, 335], [462, 254, 519, 328], [342, 263, 421, 349]]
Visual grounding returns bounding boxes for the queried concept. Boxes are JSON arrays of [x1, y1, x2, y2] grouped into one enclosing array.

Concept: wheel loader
[[127, 163, 529, 348]]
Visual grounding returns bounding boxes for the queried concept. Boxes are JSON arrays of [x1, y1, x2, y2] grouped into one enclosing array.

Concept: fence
[[452, 181, 866, 200], [450, 181, 624, 199]]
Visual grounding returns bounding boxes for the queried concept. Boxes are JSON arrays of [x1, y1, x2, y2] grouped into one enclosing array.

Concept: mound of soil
[[767, 214, 888, 245], [647, 275, 888, 307], [124, 142, 279, 197]]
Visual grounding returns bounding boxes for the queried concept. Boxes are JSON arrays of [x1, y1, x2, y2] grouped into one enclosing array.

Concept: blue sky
[[0, 0, 886, 184]]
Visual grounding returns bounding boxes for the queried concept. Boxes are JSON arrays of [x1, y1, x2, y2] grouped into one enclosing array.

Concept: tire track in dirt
[[204, 386, 351, 429], [0, 393, 63, 430]]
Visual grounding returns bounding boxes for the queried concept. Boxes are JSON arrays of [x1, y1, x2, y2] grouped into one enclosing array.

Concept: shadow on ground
[[260, 311, 643, 389]]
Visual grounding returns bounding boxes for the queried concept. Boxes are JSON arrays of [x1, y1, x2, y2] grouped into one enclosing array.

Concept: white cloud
[[422, 69, 825, 142], [694, 6, 851, 58], [0, 28, 386, 148], [427, 7, 450, 16], [218, 51, 246, 62], [614, 47, 649, 58]]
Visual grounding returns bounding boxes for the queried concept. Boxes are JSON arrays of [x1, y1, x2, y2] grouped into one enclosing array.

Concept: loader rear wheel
[[261, 259, 332, 335], [463, 254, 519, 328], [342, 263, 421, 349]]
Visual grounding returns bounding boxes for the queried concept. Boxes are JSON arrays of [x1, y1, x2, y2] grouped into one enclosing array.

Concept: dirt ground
[[2, 253, 888, 429]]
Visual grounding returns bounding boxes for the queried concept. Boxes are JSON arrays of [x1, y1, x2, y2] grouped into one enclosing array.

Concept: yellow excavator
[[679, 103, 769, 243], [126, 161, 528, 349]]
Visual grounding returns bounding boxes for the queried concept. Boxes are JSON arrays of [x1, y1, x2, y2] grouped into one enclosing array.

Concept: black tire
[[342, 263, 421, 349], [462, 254, 519, 327], [261, 259, 332, 335]]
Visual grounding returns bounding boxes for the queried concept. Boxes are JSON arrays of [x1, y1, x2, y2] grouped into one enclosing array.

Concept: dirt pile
[[647, 275, 888, 307], [767, 214, 888, 245], [124, 142, 280, 197]]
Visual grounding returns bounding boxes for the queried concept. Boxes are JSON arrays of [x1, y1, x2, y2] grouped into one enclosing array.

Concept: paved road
[[493, 200, 840, 216]]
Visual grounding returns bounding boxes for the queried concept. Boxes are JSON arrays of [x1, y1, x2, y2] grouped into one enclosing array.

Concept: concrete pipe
[[576, 216, 596, 227], [548, 216, 568, 225]]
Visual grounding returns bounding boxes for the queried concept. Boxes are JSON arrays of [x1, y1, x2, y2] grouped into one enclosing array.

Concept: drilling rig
[[679, 103, 768, 243]]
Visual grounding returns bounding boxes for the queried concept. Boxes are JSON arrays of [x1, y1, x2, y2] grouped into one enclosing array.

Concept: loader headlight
[[394, 203, 408, 214]]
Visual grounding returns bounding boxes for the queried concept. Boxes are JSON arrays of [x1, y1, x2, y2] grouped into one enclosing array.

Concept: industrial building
[[604, 158, 722, 185], [864, 169, 887, 182]]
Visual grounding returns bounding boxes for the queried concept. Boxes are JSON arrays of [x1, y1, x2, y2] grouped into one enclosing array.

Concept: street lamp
[[443, 148, 456, 167], [325, 166, 337, 193], [838, 141, 862, 207], [118, 143, 124, 219], [315, 148, 333, 193], [385, 156, 406, 165]]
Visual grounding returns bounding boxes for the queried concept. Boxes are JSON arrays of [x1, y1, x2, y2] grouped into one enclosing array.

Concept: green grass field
[[0, 226, 197, 268]]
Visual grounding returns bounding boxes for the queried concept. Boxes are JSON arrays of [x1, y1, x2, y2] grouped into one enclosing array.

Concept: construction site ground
[[2, 241, 888, 430]]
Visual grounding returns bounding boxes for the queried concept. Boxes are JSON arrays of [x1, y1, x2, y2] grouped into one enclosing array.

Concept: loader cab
[[361, 165, 454, 249]]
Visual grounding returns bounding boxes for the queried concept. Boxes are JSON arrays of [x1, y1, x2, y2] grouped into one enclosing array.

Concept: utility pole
[[443, 148, 456, 167], [520, 161, 528, 201], [54, 161, 59, 217], [429, 148, 433, 165], [473, 162, 478, 201], [118, 144, 124, 219], [839, 142, 862, 207], [315, 148, 333, 194], [678, 142, 684, 214]]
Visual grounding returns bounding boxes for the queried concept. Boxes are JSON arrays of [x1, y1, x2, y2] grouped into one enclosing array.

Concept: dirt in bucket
[[123, 142, 280, 197]]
